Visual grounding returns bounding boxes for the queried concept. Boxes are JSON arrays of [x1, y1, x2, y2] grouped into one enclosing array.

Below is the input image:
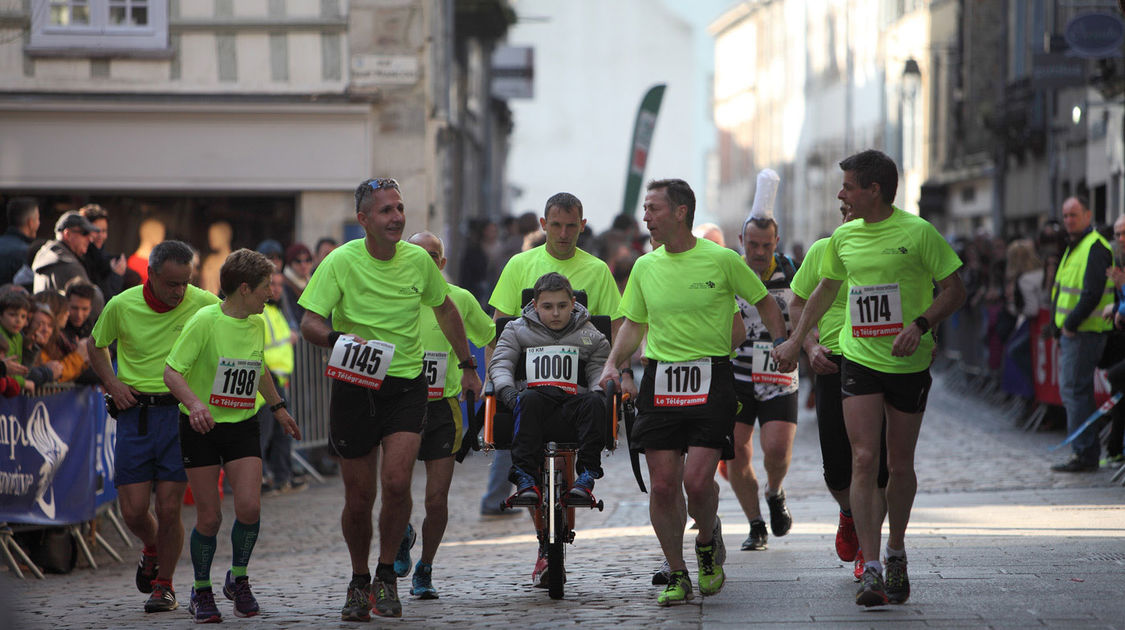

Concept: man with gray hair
[[88, 240, 220, 614]]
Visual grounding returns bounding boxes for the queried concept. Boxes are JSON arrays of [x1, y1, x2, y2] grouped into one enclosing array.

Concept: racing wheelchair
[[479, 289, 622, 600]]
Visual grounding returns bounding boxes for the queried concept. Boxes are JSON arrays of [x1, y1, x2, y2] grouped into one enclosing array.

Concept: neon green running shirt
[[790, 237, 847, 355], [165, 303, 266, 423], [92, 284, 221, 392], [820, 207, 962, 373], [617, 237, 768, 362], [299, 239, 449, 379], [419, 283, 494, 399], [489, 245, 620, 317]]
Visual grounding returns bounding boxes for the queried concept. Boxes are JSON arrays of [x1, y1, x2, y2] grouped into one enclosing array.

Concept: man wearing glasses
[[298, 178, 482, 622]]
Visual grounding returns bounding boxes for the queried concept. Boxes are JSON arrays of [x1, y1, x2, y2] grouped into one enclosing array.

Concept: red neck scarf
[[143, 281, 175, 313]]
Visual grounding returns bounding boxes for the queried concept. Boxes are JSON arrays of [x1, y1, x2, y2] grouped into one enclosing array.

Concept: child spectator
[[25, 303, 77, 384], [0, 291, 32, 392]]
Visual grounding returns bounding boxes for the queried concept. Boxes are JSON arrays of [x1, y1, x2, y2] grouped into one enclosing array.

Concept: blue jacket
[[0, 227, 33, 286]]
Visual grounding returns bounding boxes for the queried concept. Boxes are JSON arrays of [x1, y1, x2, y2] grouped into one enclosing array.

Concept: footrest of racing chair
[[561, 490, 604, 511]]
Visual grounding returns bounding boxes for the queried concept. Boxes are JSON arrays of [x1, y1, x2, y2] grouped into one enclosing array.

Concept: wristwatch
[[269, 400, 287, 412], [772, 337, 787, 348], [457, 357, 478, 370], [913, 316, 930, 334]]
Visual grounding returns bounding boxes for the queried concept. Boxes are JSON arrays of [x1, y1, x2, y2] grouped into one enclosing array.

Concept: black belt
[[133, 393, 179, 436]]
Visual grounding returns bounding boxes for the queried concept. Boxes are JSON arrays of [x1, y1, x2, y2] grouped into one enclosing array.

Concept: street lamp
[[901, 58, 922, 173]]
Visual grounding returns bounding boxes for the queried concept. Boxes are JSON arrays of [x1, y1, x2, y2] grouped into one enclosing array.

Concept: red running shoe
[[836, 511, 858, 562], [853, 548, 865, 581]]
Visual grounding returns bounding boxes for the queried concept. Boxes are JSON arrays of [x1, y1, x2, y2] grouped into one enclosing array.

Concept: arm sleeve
[[90, 299, 119, 348], [590, 266, 622, 317], [728, 251, 768, 305], [56, 351, 86, 383], [488, 321, 521, 393], [584, 327, 611, 392], [488, 259, 521, 315], [164, 314, 206, 375], [297, 259, 341, 319], [419, 254, 450, 308], [615, 261, 648, 323], [464, 299, 497, 347], [1065, 241, 1112, 330]]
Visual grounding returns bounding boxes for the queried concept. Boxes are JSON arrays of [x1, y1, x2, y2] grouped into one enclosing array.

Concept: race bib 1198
[[326, 337, 395, 390], [654, 359, 712, 407], [849, 284, 903, 338], [210, 357, 262, 409]]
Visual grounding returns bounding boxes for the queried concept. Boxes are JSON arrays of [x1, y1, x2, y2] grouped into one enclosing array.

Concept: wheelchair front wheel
[[547, 541, 565, 599]]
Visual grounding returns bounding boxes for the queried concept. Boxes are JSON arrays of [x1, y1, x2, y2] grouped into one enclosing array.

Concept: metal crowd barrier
[[288, 338, 333, 482]]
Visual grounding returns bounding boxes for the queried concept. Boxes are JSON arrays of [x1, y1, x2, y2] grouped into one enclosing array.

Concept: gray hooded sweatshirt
[[489, 300, 611, 399]]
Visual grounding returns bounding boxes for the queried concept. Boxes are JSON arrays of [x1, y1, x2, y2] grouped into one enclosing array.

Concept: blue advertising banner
[[0, 387, 112, 525]]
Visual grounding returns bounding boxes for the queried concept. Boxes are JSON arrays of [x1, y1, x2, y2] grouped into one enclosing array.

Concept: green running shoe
[[695, 538, 726, 596], [657, 569, 694, 606]]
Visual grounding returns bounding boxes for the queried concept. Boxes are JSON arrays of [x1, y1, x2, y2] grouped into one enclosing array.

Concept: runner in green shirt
[[774, 150, 965, 608], [597, 178, 793, 606], [87, 240, 220, 614], [297, 178, 482, 622], [789, 206, 889, 580], [163, 249, 299, 623], [395, 231, 495, 599]]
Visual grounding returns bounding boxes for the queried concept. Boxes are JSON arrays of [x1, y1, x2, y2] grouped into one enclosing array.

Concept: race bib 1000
[[423, 350, 448, 400], [326, 337, 395, 390], [654, 359, 712, 407], [210, 357, 262, 409], [849, 283, 903, 338], [525, 345, 579, 394]]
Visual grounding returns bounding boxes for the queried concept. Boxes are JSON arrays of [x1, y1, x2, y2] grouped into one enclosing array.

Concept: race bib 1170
[[654, 359, 712, 407]]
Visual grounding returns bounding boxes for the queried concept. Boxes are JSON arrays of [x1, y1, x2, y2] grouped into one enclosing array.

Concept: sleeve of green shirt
[[791, 239, 826, 300], [589, 266, 622, 317], [455, 288, 495, 347], [920, 222, 963, 281], [165, 310, 206, 375], [727, 250, 768, 305], [488, 258, 522, 315], [821, 231, 847, 281], [419, 253, 450, 308], [298, 256, 341, 319], [90, 298, 119, 348], [616, 261, 648, 323]]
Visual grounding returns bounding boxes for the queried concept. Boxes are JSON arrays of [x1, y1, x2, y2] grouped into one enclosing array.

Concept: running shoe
[[855, 566, 889, 607], [532, 546, 566, 588], [712, 517, 726, 565], [766, 488, 792, 536], [1101, 453, 1125, 467], [884, 556, 910, 604], [652, 559, 672, 585], [565, 470, 596, 505], [508, 467, 541, 507], [340, 577, 371, 622], [222, 570, 260, 617], [657, 570, 694, 606], [742, 518, 768, 550], [371, 574, 402, 618], [394, 523, 417, 577], [695, 538, 725, 596], [143, 580, 178, 613], [136, 550, 158, 593], [853, 548, 865, 581], [836, 511, 858, 561], [411, 560, 438, 599], [188, 586, 222, 624]]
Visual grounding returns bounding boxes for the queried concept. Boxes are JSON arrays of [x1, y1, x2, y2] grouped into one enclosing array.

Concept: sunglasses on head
[[368, 178, 400, 192]]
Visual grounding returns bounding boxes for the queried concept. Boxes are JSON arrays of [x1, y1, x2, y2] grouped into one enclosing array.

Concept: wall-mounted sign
[[351, 54, 420, 86], [1065, 12, 1125, 59], [491, 46, 534, 99], [1031, 53, 1086, 89]]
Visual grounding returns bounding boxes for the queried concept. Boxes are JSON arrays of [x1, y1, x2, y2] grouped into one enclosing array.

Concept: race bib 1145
[[326, 337, 395, 390]]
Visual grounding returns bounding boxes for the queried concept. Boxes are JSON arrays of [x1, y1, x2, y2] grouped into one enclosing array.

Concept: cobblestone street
[[5, 370, 1125, 629]]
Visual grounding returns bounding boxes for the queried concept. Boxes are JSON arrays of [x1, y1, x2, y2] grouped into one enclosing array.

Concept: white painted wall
[[505, 0, 698, 232]]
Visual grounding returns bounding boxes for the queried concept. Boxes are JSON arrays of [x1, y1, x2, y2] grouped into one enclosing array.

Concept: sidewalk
[[4, 372, 1123, 629]]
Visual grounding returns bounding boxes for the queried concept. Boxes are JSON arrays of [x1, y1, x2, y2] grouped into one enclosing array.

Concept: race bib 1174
[[849, 283, 903, 338], [326, 337, 395, 390]]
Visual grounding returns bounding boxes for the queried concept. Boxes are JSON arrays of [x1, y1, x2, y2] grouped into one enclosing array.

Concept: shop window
[[28, 0, 168, 55]]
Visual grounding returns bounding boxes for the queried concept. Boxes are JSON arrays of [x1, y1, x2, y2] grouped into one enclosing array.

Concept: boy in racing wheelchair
[[488, 271, 611, 508]]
